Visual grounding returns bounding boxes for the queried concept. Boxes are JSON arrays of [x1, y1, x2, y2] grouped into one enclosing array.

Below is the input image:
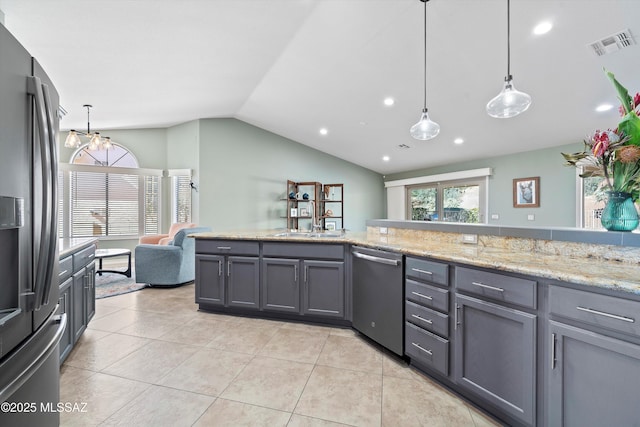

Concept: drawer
[[406, 257, 449, 286], [550, 286, 640, 337], [264, 242, 344, 260], [405, 300, 449, 338], [196, 240, 259, 256], [58, 256, 73, 283], [73, 244, 96, 272], [405, 321, 449, 376], [455, 266, 537, 309], [406, 279, 449, 313]]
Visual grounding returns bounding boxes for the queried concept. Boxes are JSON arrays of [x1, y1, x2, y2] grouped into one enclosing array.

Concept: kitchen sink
[[270, 232, 343, 238]]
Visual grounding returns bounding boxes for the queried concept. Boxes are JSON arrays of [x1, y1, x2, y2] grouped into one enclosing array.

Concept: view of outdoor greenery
[[410, 184, 480, 223]]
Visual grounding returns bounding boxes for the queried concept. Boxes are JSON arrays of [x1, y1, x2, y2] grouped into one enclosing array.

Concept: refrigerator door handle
[[40, 81, 58, 307], [27, 76, 52, 311]]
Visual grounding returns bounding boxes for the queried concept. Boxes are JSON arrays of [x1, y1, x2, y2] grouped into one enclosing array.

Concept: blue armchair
[[135, 226, 211, 286]]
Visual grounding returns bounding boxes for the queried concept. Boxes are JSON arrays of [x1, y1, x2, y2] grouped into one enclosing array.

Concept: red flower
[[634, 92, 640, 108], [591, 130, 610, 157]]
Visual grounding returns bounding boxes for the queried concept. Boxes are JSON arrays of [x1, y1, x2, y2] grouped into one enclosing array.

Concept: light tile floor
[[60, 283, 501, 427]]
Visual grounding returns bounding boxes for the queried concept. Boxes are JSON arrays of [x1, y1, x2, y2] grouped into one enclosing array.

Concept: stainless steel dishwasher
[[351, 246, 404, 356]]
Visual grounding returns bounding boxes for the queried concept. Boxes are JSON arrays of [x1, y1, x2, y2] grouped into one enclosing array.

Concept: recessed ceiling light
[[384, 97, 395, 106], [533, 21, 552, 35], [595, 103, 614, 112], [382, 156, 390, 162], [319, 128, 328, 135], [454, 138, 464, 144]]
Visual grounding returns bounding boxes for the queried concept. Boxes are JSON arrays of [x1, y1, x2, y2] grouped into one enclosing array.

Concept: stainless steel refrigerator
[[0, 22, 66, 426]]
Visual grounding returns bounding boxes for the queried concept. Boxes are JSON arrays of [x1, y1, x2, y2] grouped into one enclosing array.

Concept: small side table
[[95, 248, 132, 278]]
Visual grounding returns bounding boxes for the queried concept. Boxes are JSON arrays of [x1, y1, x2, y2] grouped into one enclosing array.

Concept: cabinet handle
[[471, 281, 504, 292], [576, 306, 635, 323], [217, 246, 231, 250], [411, 291, 433, 301], [218, 260, 222, 277], [58, 269, 68, 277], [87, 254, 95, 259], [411, 268, 433, 275], [227, 260, 231, 277], [411, 314, 433, 324], [294, 265, 298, 282], [454, 303, 461, 330], [551, 333, 557, 370], [304, 266, 308, 283], [411, 342, 433, 356]]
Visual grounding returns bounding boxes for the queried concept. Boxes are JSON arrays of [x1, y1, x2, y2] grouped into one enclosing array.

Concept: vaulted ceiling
[[1, 0, 639, 174]]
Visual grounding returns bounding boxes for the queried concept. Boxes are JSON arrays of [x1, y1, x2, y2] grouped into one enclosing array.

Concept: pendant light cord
[[506, 0, 511, 79], [423, 0, 427, 109]]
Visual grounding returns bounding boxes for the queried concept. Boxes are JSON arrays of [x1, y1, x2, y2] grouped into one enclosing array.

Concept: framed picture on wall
[[299, 207, 309, 217], [513, 177, 540, 208], [290, 208, 298, 217]]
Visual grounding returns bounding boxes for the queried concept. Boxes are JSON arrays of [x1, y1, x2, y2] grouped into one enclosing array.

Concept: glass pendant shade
[[486, 76, 531, 118], [89, 132, 101, 150], [102, 137, 112, 150], [64, 130, 82, 148], [410, 108, 440, 140]]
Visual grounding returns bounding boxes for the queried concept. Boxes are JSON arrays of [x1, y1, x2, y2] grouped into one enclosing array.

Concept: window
[[580, 165, 607, 230], [408, 179, 484, 223], [58, 143, 162, 238], [166, 169, 192, 224]]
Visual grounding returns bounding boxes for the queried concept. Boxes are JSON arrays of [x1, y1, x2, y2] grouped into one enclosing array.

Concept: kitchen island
[[192, 222, 640, 427]]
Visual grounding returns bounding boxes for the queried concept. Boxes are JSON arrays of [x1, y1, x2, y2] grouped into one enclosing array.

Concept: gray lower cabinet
[[548, 320, 640, 427], [262, 258, 345, 318], [85, 262, 96, 322], [195, 254, 260, 309], [56, 277, 73, 363], [71, 262, 95, 344], [454, 293, 536, 426]]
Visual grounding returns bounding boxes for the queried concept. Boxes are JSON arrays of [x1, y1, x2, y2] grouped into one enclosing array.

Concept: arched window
[[70, 143, 139, 167]]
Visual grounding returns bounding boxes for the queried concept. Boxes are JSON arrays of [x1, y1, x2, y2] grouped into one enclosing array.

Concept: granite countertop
[[191, 230, 640, 296], [59, 237, 98, 259]]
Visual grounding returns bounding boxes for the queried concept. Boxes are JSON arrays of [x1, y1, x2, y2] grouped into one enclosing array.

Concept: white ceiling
[[1, 0, 639, 175]]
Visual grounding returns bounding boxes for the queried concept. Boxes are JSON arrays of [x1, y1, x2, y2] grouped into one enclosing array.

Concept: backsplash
[[367, 226, 640, 264]]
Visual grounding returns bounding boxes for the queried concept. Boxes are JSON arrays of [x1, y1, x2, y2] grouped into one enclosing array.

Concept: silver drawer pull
[[58, 269, 68, 277], [411, 268, 433, 275], [576, 306, 635, 323], [411, 342, 433, 356], [217, 246, 231, 250], [411, 291, 433, 300], [87, 254, 95, 258], [411, 314, 433, 324], [471, 281, 504, 292]]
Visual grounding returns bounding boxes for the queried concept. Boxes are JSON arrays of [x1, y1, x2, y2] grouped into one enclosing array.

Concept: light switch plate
[[380, 227, 388, 234], [491, 213, 499, 220], [462, 234, 478, 244], [527, 214, 535, 221]]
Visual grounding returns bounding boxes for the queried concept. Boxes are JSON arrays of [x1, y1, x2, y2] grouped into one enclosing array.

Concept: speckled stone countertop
[[191, 230, 640, 297], [59, 237, 97, 259]]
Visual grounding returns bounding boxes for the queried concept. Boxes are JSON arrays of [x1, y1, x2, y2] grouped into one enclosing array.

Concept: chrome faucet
[[308, 200, 323, 232]]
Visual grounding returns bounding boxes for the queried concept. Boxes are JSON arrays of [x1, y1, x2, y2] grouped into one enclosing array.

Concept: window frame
[[406, 177, 487, 223]]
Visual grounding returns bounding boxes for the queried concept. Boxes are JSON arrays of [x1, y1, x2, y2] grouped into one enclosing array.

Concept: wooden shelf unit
[[284, 180, 343, 231]]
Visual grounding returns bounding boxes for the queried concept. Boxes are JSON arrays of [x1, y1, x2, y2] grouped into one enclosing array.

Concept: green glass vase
[[600, 191, 639, 231]]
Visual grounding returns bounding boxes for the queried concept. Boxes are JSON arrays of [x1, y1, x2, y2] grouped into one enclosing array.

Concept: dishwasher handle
[[352, 251, 400, 266]]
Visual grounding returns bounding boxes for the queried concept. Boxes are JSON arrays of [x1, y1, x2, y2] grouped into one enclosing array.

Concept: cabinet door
[[548, 321, 640, 427], [454, 294, 536, 426], [57, 277, 73, 364], [261, 258, 300, 313], [85, 262, 96, 324], [302, 260, 344, 318], [227, 256, 260, 309], [72, 270, 87, 343], [195, 254, 225, 306]]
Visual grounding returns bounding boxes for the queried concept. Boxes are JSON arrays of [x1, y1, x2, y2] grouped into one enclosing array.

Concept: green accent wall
[[384, 142, 584, 227]]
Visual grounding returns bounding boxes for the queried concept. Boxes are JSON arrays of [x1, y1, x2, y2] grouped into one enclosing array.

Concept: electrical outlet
[[527, 214, 535, 221], [491, 213, 499, 220], [380, 227, 388, 234], [462, 234, 478, 244]]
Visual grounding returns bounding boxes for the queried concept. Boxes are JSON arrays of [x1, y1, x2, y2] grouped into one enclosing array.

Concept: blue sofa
[[134, 226, 211, 286]]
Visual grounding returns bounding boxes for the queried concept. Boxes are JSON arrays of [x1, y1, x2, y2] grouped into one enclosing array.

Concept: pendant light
[[410, 0, 440, 140], [486, 0, 531, 118], [64, 105, 113, 150]]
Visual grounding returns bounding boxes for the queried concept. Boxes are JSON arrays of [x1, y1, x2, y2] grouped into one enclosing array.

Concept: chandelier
[[64, 105, 113, 150]]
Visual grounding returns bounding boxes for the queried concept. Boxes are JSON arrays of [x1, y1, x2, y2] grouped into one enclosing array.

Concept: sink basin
[[270, 232, 343, 238]]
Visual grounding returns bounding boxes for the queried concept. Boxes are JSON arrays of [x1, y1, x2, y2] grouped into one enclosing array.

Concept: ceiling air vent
[[397, 144, 411, 149], [589, 29, 636, 56]]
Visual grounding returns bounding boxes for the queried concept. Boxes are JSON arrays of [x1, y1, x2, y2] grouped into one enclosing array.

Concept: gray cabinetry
[[261, 258, 300, 313], [195, 240, 260, 309], [262, 242, 346, 319], [59, 241, 96, 365], [454, 269, 537, 426], [404, 256, 450, 375], [547, 286, 640, 426]]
